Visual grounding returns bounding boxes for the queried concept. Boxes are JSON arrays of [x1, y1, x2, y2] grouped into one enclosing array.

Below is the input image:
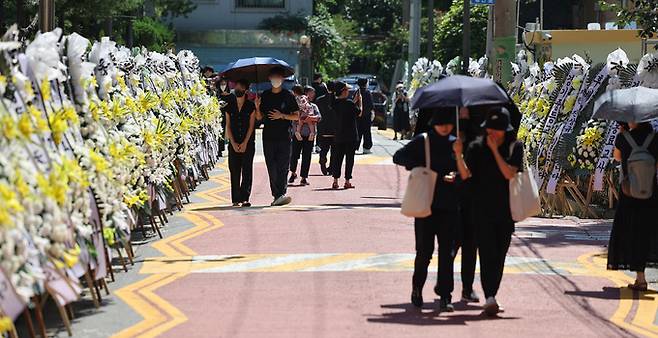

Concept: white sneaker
[[272, 195, 292, 206], [363, 149, 372, 154], [483, 296, 499, 316]]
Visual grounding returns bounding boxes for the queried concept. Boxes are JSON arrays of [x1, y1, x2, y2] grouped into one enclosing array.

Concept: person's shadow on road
[[365, 301, 521, 326]]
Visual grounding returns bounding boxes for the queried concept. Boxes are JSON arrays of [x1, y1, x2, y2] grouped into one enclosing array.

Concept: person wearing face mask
[[217, 77, 234, 158], [254, 67, 300, 206], [393, 112, 466, 313], [225, 79, 256, 207], [455, 107, 523, 316]]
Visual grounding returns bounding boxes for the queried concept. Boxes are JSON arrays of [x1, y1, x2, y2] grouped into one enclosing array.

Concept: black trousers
[[478, 219, 513, 298], [318, 136, 334, 169], [456, 204, 477, 292], [290, 139, 313, 178], [412, 211, 458, 299], [357, 118, 373, 150], [332, 142, 356, 180], [228, 143, 255, 203], [263, 139, 291, 198]]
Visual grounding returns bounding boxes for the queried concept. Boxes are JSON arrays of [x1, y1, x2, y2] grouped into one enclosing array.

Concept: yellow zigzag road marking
[[112, 163, 229, 338], [579, 252, 658, 337]]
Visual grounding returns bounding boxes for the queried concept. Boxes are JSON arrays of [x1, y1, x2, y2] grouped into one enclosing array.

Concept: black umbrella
[[411, 75, 514, 134], [411, 75, 510, 110], [592, 87, 658, 123], [220, 57, 294, 83]]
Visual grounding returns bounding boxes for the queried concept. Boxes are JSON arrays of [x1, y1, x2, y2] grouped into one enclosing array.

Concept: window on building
[[235, 0, 285, 9]]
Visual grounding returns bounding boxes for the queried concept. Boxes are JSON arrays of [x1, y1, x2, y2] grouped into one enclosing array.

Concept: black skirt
[[393, 107, 410, 132], [607, 192, 658, 271]]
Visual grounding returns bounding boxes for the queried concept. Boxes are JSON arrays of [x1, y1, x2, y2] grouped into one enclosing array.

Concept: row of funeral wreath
[[0, 25, 223, 332], [408, 48, 658, 197]]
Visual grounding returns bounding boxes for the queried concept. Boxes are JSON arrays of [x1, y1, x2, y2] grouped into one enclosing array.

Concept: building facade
[[173, 0, 313, 79]]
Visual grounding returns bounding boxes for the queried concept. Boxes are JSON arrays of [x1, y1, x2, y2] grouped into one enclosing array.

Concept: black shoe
[[439, 297, 454, 312], [320, 162, 328, 176], [411, 287, 423, 308], [300, 178, 309, 186], [241, 202, 251, 207], [433, 284, 441, 296], [461, 290, 480, 303], [288, 173, 297, 184]]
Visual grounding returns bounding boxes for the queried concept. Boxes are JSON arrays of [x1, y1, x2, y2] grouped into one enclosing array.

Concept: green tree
[[133, 17, 175, 51], [433, 0, 488, 64], [601, 0, 658, 39], [307, 4, 352, 78]]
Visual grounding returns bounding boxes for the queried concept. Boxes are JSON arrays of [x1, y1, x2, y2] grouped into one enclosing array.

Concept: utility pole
[[462, 0, 471, 75], [427, 0, 434, 59], [408, 0, 421, 70], [492, 0, 517, 85], [38, 0, 54, 32]]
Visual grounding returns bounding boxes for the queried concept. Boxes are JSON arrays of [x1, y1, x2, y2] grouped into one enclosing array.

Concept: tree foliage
[[133, 17, 175, 52], [433, 0, 488, 64], [2, 0, 195, 48], [601, 0, 658, 39], [306, 5, 352, 78]]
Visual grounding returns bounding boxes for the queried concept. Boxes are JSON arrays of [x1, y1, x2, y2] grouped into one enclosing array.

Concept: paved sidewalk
[[43, 129, 658, 337]]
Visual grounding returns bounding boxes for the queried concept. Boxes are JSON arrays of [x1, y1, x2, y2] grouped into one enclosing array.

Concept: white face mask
[[220, 84, 227, 91], [271, 78, 283, 88]]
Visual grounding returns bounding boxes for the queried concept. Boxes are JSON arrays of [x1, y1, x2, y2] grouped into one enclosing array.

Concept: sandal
[[344, 182, 355, 189], [628, 281, 648, 291]]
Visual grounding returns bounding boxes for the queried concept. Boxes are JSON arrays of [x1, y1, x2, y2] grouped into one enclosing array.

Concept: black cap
[[429, 112, 456, 126], [357, 77, 368, 87], [481, 107, 514, 131]]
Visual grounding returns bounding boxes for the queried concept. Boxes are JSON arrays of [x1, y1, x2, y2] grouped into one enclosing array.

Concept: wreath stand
[[543, 175, 598, 218]]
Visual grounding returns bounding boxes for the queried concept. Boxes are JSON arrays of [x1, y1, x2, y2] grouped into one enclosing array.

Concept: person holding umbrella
[[607, 121, 658, 290], [592, 87, 658, 290], [255, 67, 300, 206], [454, 107, 523, 316], [393, 111, 466, 312]]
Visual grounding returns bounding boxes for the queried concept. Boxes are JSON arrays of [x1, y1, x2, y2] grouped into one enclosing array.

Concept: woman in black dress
[[607, 122, 658, 290], [393, 111, 466, 312], [455, 107, 523, 316], [393, 83, 410, 140], [225, 79, 256, 207]]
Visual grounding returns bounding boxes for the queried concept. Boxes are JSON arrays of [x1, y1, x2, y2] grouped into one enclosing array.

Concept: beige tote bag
[[401, 134, 438, 218], [508, 143, 541, 222]]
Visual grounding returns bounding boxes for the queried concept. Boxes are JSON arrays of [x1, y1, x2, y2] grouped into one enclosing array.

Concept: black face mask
[[234, 90, 245, 97]]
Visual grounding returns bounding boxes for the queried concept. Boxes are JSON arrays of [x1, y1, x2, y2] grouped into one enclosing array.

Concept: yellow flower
[[0, 315, 14, 333], [28, 105, 49, 133], [562, 95, 577, 113], [117, 76, 128, 92], [103, 227, 116, 246], [0, 182, 23, 214], [40, 78, 51, 102], [18, 113, 33, 138], [14, 172, 31, 199], [62, 245, 81, 268], [49, 112, 68, 144], [138, 92, 159, 113], [62, 105, 79, 124], [1, 114, 18, 140], [581, 127, 603, 147], [89, 149, 110, 176], [111, 97, 129, 120], [517, 126, 529, 142]]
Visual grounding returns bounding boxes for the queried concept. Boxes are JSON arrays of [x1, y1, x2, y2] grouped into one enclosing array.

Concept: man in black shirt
[[356, 78, 374, 154], [255, 67, 300, 206], [315, 81, 336, 175], [331, 81, 361, 189]]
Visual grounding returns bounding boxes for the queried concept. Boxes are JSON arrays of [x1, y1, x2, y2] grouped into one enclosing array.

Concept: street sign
[[471, 0, 494, 4]]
